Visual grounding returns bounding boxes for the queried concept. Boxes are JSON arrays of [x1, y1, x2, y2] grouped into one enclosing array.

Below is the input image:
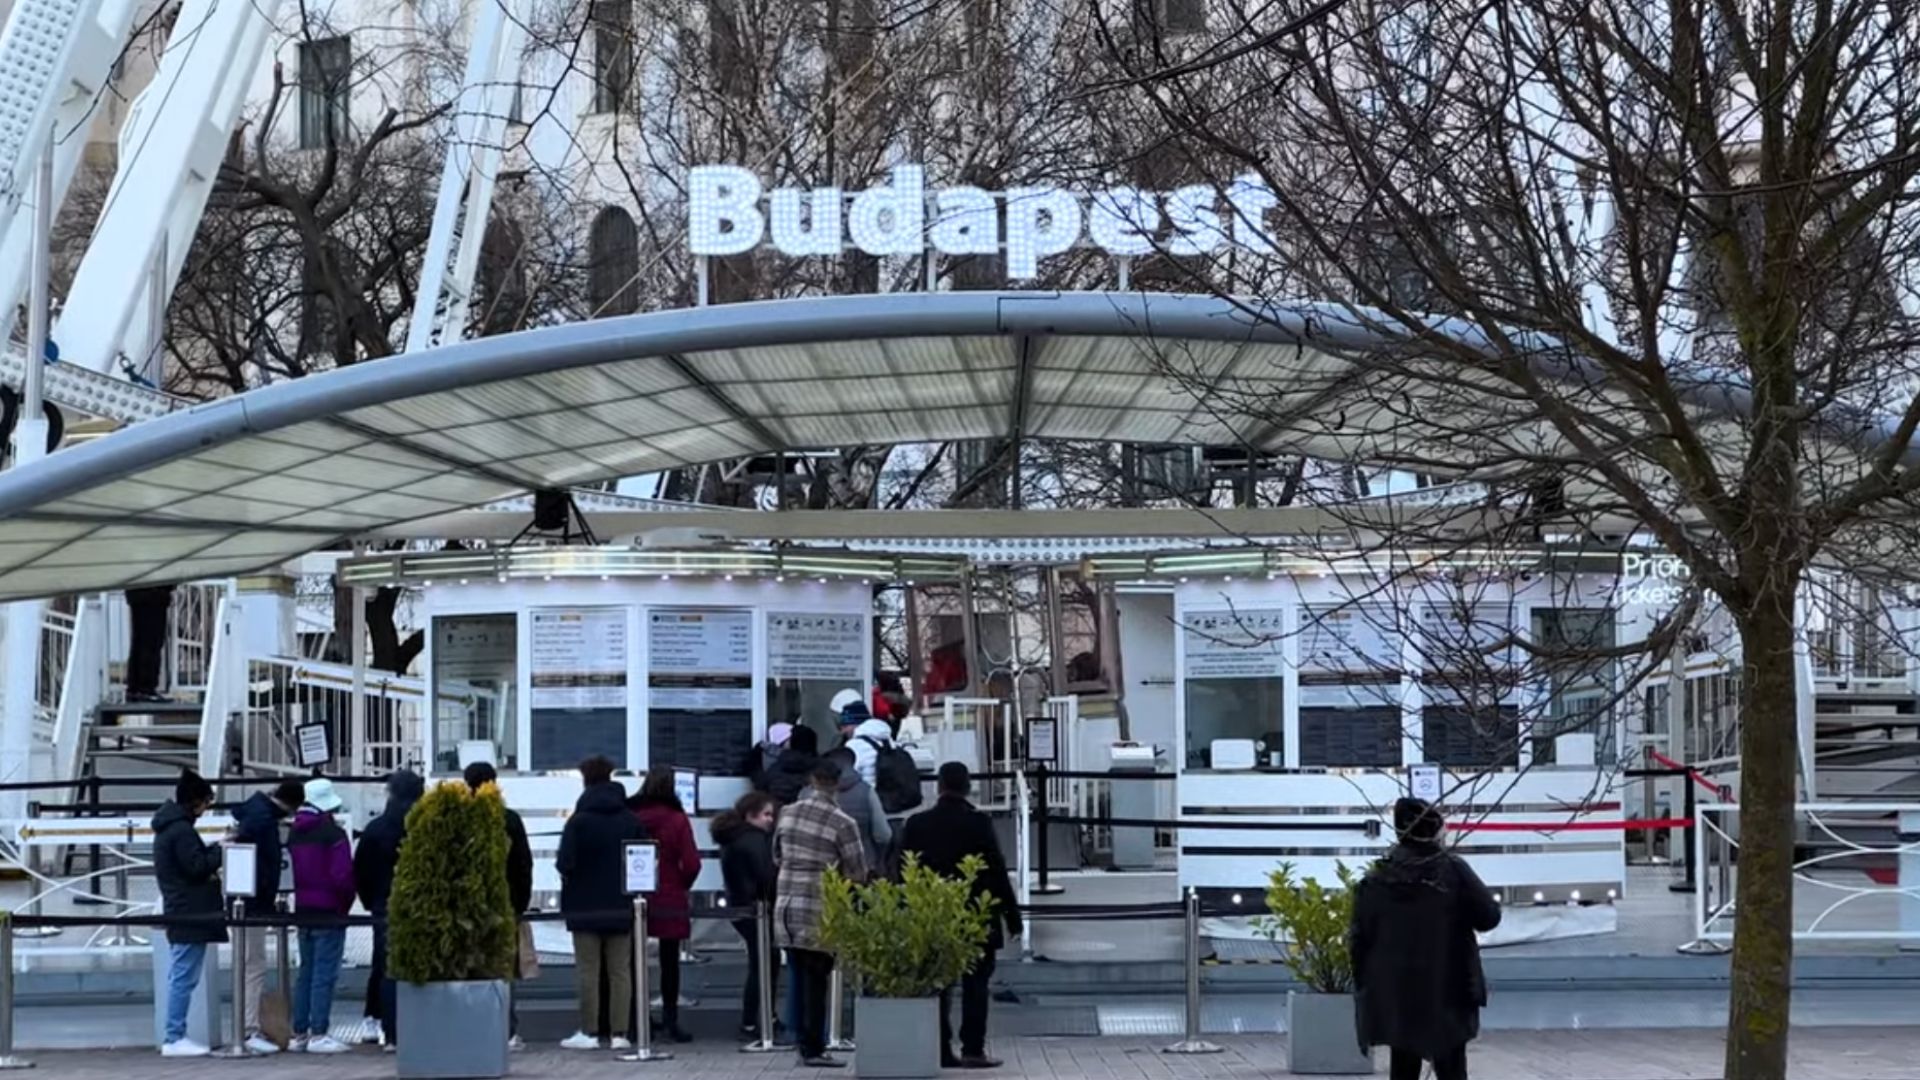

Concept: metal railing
[[1690, 801, 1920, 949], [238, 657, 426, 775], [50, 597, 107, 786], [33, 608, 74, 739]]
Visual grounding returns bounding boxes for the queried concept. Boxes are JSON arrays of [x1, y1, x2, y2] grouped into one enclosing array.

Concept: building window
[[587, 206, 639, 316], [591, 0, 633, 114], [1136, 0, 1205, 35], [298, 36, 352, 150]]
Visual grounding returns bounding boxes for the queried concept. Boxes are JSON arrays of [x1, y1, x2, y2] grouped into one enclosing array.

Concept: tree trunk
[[1726, 593, 1799, 1080]]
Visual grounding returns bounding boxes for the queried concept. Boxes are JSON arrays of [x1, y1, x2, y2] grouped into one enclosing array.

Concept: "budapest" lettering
[[686, 165, 1281, 280]]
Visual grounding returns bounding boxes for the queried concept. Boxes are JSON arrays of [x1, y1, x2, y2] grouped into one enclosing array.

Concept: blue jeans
[[293, 928, 347, 1037], [164, 942, 208, 1044]]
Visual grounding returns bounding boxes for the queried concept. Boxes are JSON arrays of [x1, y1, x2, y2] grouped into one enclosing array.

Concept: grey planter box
[[853, 996, 942, 1079], [1286, 991, 1373, 1075], [396, 980, 510, 1079]]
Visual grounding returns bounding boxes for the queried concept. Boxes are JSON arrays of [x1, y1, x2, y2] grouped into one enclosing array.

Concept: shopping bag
[[516, 923, 541, 980], [259, 989, 291, 1048]]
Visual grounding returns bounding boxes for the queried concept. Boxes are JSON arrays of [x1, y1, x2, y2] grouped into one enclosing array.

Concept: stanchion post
[[1032, 763, 1063, 896], [1670, 778, 1698, 894], [1161, 889, 1220, 1055], [0, 916, 36, 1068], [740, 901, 781, 1054], [826, 965, 853, 1051], [616, 898, 670, 1063], [211, 899, 250, 1057]]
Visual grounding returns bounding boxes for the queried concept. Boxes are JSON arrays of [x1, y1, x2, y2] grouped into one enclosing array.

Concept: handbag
[[516, 923, 540, 980], [258, 988, 291, 1047]]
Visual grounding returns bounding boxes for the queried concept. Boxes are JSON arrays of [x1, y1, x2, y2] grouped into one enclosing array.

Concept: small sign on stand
[[295, 723, 331, 769], [1026, 718, 1058, 765], [624, 840, 659, 896], [221, 843, 257, 898], [1409, 763, 1442, 803], [673, 768, 699, 814]]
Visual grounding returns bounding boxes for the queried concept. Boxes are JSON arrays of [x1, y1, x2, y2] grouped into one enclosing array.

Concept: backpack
[[864, 737, 924, 814]]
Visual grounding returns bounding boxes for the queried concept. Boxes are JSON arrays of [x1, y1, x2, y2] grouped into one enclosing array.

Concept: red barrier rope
[[1647, 748, 1734, 801]]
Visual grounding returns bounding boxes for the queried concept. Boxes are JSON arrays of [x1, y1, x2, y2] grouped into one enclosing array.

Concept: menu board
[[1298, 707, 1403, 767], [531, 609, 628, 709], [530, 607, 630, 771], [648, 610, 753, 710], [1182, 609, 1285, 679], [768, 612, 866, 682], [648, 609, 753, 776], [1299, 605, 1399, 672]]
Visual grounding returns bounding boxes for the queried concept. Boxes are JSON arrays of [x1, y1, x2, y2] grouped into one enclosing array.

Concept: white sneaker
[[508, 1036, 526, 1052], [287, 1036, 308, 1054], [352, 1017, 383, 1045], [243, 1035, 281, 1056], [304, 1035, 350, 1055], [609, 1037, 633, 1051], [160, 1039, 210, 1058], [560, 1032, 600, 1051]]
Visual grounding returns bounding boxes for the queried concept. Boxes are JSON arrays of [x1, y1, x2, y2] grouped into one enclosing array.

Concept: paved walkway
[[9, 1029, 1919, 1079]]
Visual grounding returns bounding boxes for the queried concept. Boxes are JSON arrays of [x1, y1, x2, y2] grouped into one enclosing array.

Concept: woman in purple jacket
[[288, 778, 356, 1053]]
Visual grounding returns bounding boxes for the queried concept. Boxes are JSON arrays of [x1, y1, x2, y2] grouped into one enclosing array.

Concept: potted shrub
[[1257, 862, 1372, 1075], [388, 781, 517, 1079], [819, 853, 995, 1079]]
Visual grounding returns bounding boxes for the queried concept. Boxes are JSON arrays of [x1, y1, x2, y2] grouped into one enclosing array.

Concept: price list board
[[1298, 707, 1403, 768], [647, 610, 754, 777]]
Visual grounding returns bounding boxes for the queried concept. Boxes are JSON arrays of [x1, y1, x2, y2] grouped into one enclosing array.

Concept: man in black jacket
[[899, 762, 1022, 1070], [465, 761, 534, 1046], [557, 756, 647, 1050], [354, 769, 423, 1048], [230, 778, 303, 1053], [154, 770, 223, 1057], [761, 724, 820, 805]]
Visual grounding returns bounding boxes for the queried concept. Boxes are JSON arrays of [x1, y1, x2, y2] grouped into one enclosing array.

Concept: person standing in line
[[899, 762, 1022, 1070], [1350, 798, 1503, 1080], [557, 756, 646, 1051], [822, 747, 891, 869], [354, 769, 423, 1050], [628, 766, 702, 1043], [464, 761, 535, 1050], [833, 692, 896, 790], [154, 770, 224, 1057], [713, 792, 779, 1041], [763, 724, 821, 806], [774, 759, 871, 1069], [229, 777, 303, 1055], [287, 778, 356, 1054], [745, 722, 793, 791]]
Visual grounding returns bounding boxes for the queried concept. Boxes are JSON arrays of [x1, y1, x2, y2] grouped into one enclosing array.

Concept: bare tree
[[1066, 1, 1920, 1076]]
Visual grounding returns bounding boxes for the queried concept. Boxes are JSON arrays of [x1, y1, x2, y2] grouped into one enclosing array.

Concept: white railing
[[50, 597, 108, 783], [196, 594, 243, 777], [34, 608, 75, 739], [239, 656, 426, 775], [166, 583, 223, 693], [1693, 802, 1920, 944]]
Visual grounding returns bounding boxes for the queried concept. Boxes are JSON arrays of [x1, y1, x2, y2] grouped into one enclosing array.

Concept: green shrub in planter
[[389, 781, 516, 983], [820, 853, 995, 997], [1255, 861, 1359, 992], [1257, 862, 1371, 1075]]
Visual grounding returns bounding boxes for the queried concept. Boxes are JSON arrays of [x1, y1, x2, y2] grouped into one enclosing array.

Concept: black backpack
[[864, 737, 924, 814]]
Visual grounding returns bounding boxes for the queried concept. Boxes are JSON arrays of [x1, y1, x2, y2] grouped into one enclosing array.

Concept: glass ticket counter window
[[767, 611, 871, 751], [1181, 609, 1285, 768], [432, 613, 519, 773]]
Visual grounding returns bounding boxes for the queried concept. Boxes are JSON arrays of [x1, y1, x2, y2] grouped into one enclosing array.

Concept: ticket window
[[431, 613, 519, 774], [1181, 609, 1286, 769], [767, 611, 869, 750]]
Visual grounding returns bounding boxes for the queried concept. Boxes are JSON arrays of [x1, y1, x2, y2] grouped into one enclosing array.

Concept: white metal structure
[[406, 0, 527, 353], [1694, 803, 1920, 944], [55, 0, 281, 378]]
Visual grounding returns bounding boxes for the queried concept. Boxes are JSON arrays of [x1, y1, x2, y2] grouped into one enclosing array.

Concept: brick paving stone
[[11, 1029, 1920, 1079]]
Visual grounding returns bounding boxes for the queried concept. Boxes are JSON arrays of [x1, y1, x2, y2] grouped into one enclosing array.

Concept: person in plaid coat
[[774, 758, 870, 1067]]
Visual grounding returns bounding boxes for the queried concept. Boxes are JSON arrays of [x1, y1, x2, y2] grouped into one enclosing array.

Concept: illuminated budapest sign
[[686, 164, 1281, 280]]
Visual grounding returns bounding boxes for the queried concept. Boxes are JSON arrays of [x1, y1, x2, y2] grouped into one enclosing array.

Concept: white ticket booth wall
[[1085, 549, 1631, 914], [340, 546, 968, 897]]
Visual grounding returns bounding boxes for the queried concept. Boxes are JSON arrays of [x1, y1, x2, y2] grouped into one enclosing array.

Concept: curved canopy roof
[[0, 289, 1860, 601]]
